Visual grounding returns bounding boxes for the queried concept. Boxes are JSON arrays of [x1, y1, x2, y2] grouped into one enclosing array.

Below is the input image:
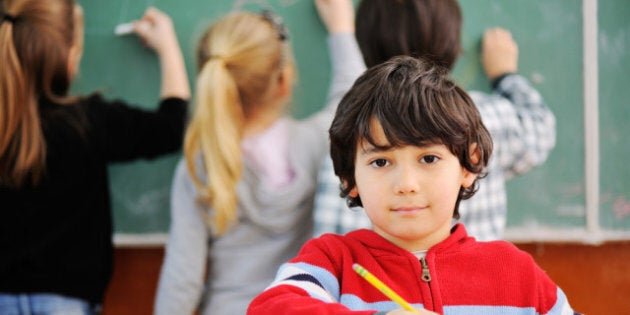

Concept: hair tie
[[260, 9, 289, 41], [2, 13, 17, 24]]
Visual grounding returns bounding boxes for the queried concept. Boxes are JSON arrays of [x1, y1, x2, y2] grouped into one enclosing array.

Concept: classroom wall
[[103, 243, 630, 315]]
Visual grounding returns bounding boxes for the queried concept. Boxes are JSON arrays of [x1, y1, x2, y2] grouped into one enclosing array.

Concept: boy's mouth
[[391, 206, 427, 215]]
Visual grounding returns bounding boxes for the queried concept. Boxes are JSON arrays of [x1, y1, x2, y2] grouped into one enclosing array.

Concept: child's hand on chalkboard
[[134, 7, 178, 57], [481, 27, 519, 80], [315, 0, 354, 34], [132, 7, 190, 100]]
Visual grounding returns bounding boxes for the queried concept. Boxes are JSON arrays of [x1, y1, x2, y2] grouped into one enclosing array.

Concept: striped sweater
[[247, 224, 576, 315]]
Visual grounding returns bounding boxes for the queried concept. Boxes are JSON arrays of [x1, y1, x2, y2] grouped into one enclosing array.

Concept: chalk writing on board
[[613, 196, 630, 219]]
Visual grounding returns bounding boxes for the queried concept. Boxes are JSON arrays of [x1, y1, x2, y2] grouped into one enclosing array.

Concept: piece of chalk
[[114, 22, 135, 35]]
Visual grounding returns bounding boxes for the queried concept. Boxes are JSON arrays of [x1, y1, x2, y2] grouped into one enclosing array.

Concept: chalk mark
[[612, 196, 630, 220]]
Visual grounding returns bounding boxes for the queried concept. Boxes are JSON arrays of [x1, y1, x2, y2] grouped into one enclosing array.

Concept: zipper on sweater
[[419, 257, 431, 282]]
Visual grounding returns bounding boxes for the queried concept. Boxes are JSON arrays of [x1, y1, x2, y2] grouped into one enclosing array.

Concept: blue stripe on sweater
[[285, 273, 324, 288], [340, 294, 425, 311], [340, 295, 549, 315], [275, 262, 340, 299], [546, 287, 574, 315], [443, 306, 538, 315]]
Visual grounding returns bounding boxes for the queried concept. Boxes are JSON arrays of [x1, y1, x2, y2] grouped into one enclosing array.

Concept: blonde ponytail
[[184, 58, 243, 235]]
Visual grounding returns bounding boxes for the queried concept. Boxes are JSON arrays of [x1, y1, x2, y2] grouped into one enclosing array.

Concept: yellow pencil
[[352, 263, 415, 311]]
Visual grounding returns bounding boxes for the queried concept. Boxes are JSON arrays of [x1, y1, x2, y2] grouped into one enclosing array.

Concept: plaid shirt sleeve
[[474, 74, 557, 180]]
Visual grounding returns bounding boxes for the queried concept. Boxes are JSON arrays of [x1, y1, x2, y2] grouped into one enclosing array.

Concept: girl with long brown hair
[[0, 0, 189, 313]]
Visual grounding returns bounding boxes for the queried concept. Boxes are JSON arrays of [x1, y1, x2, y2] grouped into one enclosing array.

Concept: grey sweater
[[154, 33, 365, 315]]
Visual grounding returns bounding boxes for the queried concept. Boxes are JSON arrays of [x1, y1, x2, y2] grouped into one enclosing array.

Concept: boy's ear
[[461, 143, 481, 188], [469, 143, 481, 164], [345, 180, 359, 198]]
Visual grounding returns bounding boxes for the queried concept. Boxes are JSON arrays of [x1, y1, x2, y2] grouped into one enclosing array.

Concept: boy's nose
[[394, 167, 419, 195]]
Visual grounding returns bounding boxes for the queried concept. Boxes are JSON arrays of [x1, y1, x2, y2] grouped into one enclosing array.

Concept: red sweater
[[248, 224, 575, 315]]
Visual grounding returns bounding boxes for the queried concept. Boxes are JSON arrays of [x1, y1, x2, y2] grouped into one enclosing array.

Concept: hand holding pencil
[[352, 263, 438, 315]]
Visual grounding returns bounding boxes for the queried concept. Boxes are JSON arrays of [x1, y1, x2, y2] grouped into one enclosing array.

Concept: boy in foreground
[[247, 56, 576, 314]]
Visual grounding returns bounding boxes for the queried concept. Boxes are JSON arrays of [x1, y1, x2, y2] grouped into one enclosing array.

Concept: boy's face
[[348, 120, 477, 251]]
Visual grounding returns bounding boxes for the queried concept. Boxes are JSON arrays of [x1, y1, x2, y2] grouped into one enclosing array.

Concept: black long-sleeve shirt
[[0, 94, 187, 304]]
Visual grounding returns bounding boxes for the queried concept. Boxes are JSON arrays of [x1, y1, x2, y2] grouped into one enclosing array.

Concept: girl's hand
[[132, 7, 189, 99], [481, 27, 519, 80], [315, 0, 355, 34], [133, 7, 178, 56]]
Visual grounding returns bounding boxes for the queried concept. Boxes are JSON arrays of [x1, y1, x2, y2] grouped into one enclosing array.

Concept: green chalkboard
[[72, 0, 629, 241], [598, 0, 630, 230]]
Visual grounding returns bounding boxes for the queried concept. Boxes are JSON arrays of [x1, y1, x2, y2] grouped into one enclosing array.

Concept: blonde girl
[[154, 0, 364, 314], [0, 0, 189, 313]]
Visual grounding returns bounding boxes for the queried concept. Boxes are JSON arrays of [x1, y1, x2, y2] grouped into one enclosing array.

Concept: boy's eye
[[420, 155, 440, 164], [370, 158, 389, 168]]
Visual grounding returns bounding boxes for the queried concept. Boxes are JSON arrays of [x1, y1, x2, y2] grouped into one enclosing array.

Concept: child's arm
[[303, 0, 365, 171], [248, 237, 373, 315], [154, 160, 209, 315], [315, 0, 364, 103], [134, 7, 191, 100], [315, 0, 355, 34], [301, 0, 365, 172], [475, 27, 556, 178]]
